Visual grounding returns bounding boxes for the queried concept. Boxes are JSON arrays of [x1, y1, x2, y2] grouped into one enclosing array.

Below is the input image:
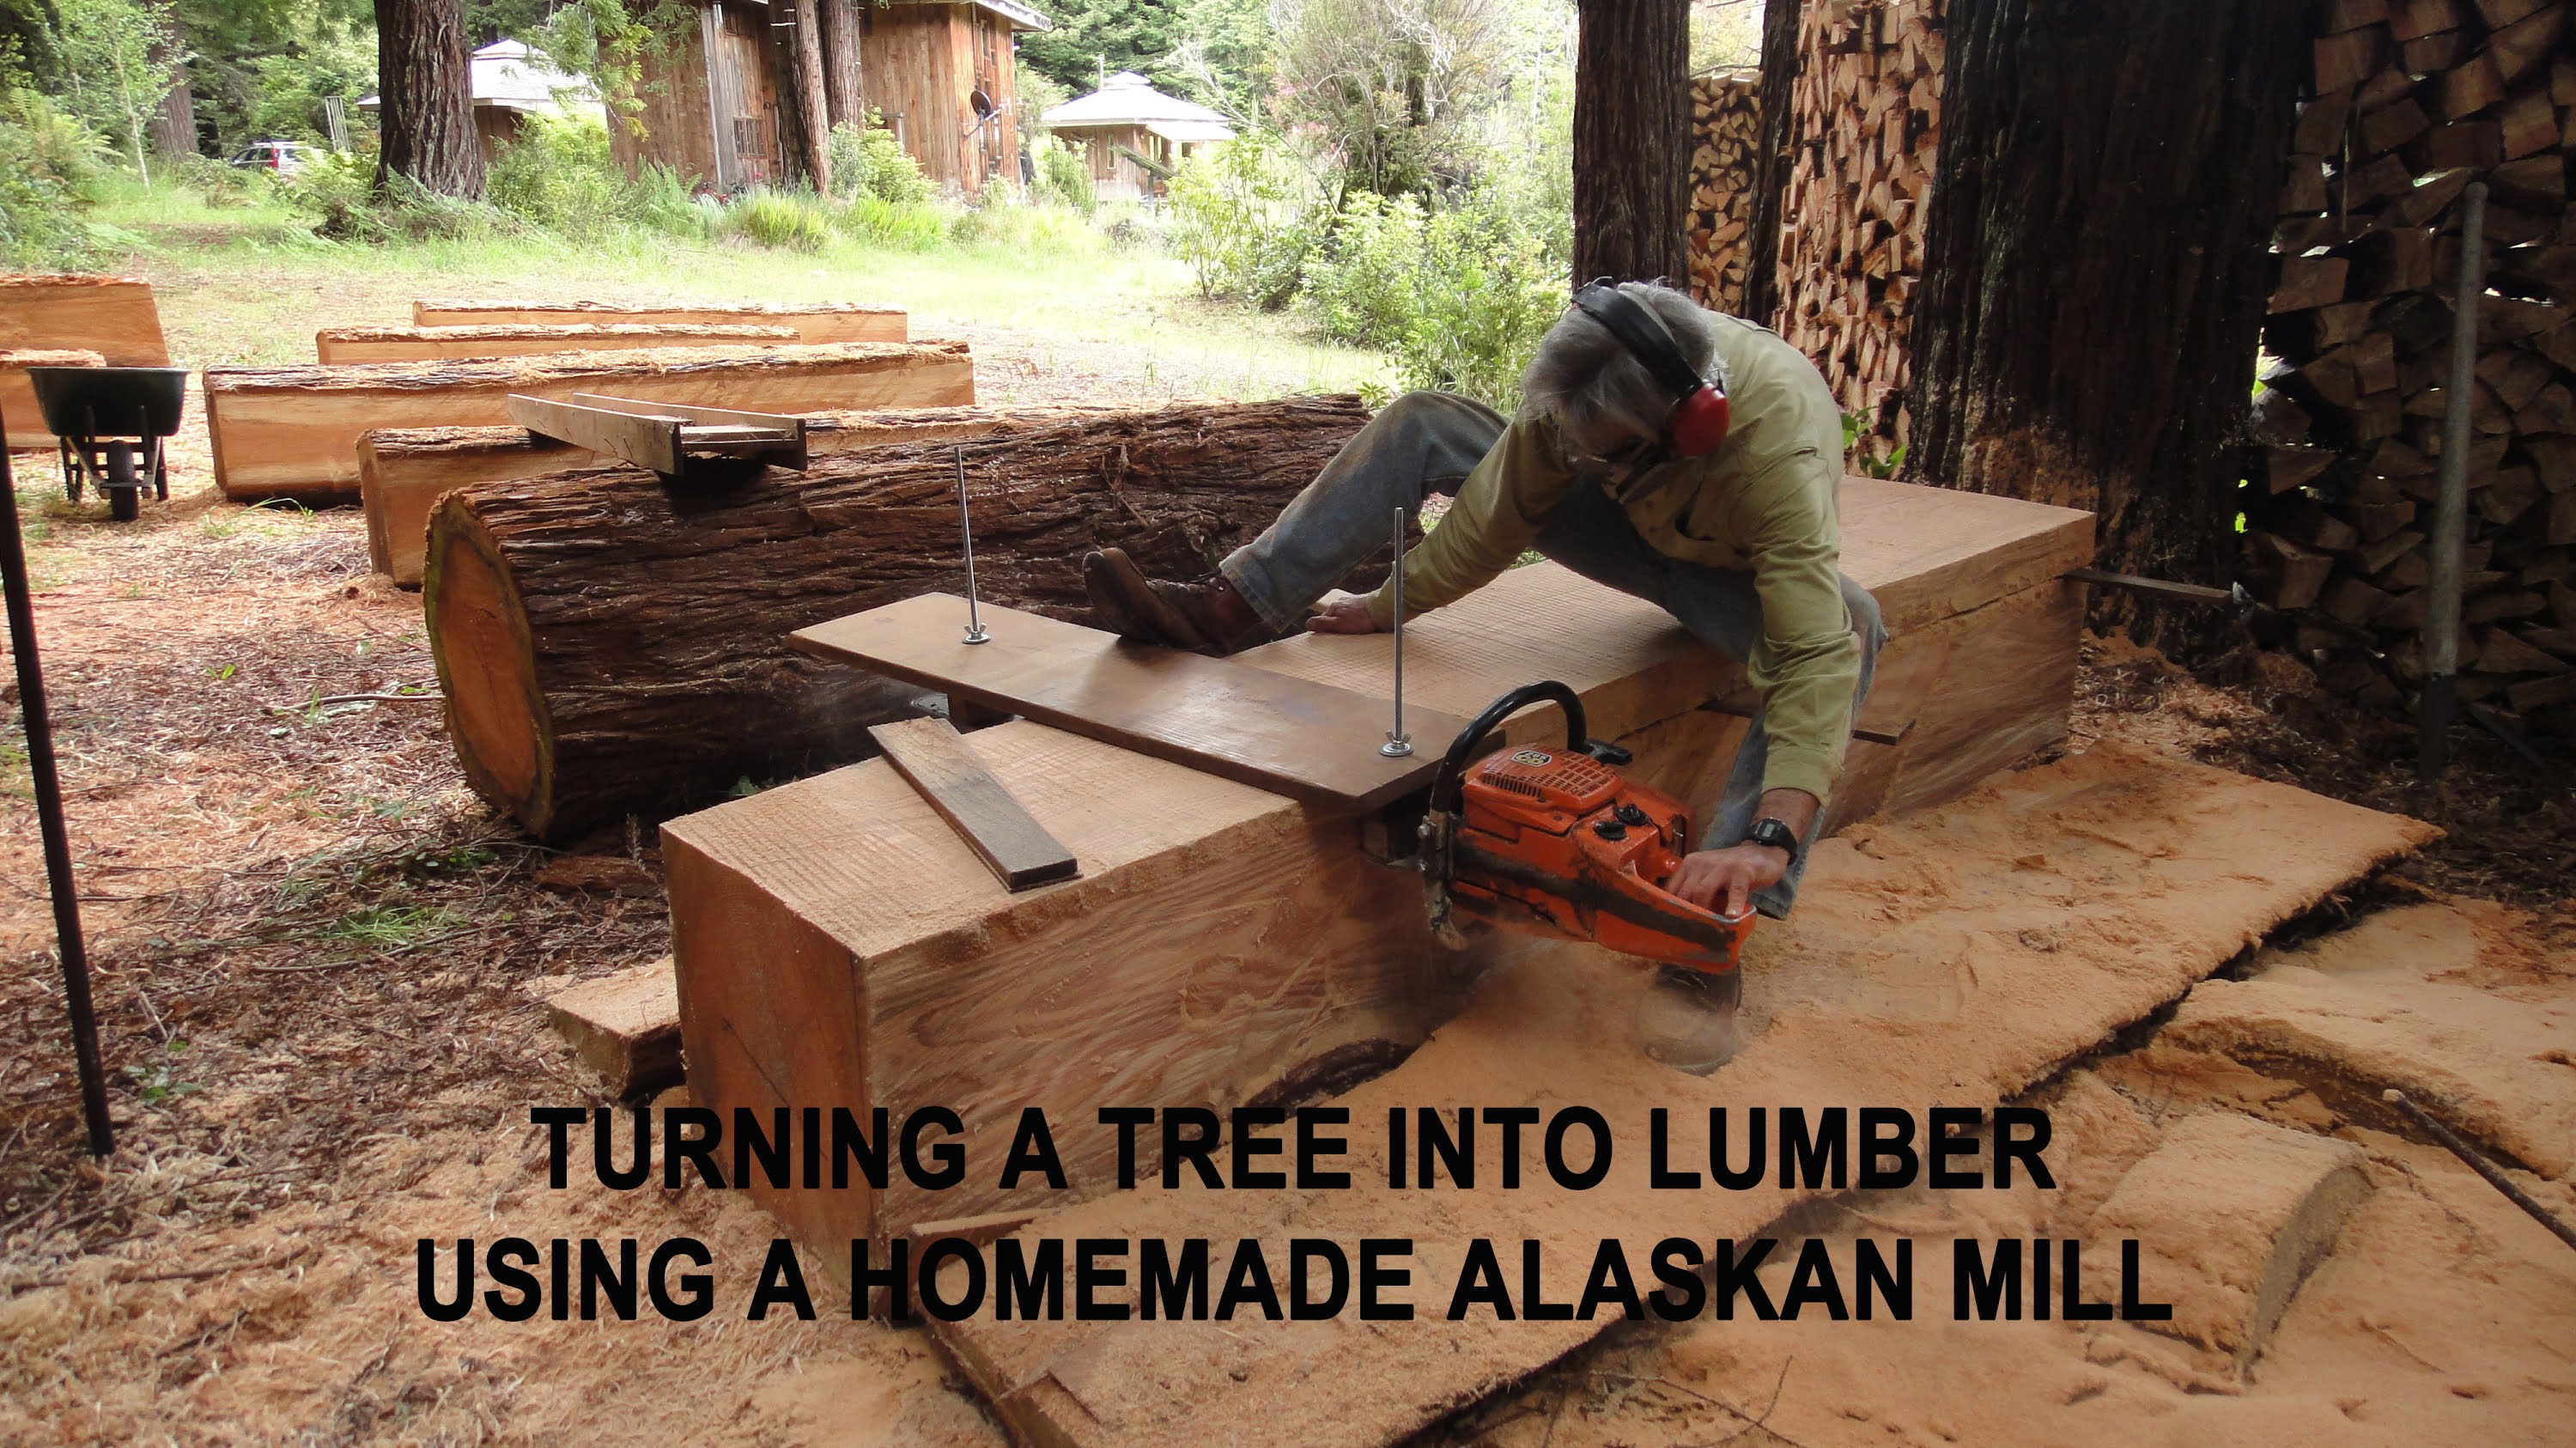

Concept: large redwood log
[[204, 342, 974, 503], [360, 405, 1129, 584], [422, 395, 1373, 840]]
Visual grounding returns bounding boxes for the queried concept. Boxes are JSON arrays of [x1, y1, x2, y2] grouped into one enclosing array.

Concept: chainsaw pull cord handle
[[1426, 679, 1628, 818]]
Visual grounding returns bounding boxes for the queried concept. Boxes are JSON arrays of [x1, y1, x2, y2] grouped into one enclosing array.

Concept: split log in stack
[[2246, 0, 2576, 736], [422, 396, 1374, 841], [1773, 0, 1945, 466], [1686, 68, 1763, 313]]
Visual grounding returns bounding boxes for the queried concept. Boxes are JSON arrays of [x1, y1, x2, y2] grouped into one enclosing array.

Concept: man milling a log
[[1085, 281, 1884, 1022]]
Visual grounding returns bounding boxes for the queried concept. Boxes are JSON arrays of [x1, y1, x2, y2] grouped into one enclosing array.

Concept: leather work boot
[[1082, 547, 1269, 654]]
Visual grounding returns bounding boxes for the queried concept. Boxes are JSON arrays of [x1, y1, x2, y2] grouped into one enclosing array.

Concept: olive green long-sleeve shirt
[[1362, 313, 1861, 805]]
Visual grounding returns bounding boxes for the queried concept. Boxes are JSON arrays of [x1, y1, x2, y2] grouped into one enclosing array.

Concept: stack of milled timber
[[1773, 0, 1944, 465], [1686, 67, 1763, 312], [0, 274, 170, 449], [203, 342, 975, 503], [2245, 0, 2576, 734]]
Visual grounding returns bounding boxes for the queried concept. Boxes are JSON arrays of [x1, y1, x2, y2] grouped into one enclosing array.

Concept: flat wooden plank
[[316, 322, 794, 363], [866, 716, 1079, 890], [792, 593, 1472, 812], [928, 749, 2439, 1448]]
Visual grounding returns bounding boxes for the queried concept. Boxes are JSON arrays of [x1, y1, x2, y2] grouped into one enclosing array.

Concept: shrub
[[1168, 130, 1318, 301], [1030, 136, 1093, 213], [1302, 191, 1425, 349], [838, 192, 947, 250], [722, 187, 835, 251], [1301, 191, 1564, 412], [825, 120, 934, 204], [0, 70, 105, 267], [487, 112, 700, 240]]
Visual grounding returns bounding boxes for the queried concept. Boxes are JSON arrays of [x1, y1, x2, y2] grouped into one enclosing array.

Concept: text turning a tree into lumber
[[412, 1104, 2177, 1327]]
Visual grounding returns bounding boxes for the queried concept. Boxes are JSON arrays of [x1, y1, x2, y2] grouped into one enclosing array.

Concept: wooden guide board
[[204, 342, 975, 502], [663, 477, 2097, 1274], [412, 298, 906, 344], [867, 717, 1080, 890], [793, 594, 1471, 812]]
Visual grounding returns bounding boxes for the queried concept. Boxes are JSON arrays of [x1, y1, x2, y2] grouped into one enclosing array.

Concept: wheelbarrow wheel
[[104, 441, 140, 521], [109, 485, 140, 521]]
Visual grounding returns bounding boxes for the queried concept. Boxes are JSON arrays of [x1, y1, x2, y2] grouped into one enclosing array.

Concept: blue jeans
[[1218, 391, 1885, 917]]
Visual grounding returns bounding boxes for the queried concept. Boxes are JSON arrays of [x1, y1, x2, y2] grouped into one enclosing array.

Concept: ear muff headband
[[1568, 282, 1732, 457]]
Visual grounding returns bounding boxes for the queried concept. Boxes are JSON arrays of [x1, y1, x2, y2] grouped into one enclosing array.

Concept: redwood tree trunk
[[769, 0, 833, 189], [1739, 0, 1802, 325], [149, 38, 196, 156], [1571, 0, 1690, 286], [1903, 0, 2306, 648], [819, 0, 865, 129], [374, 0, 484, 200]]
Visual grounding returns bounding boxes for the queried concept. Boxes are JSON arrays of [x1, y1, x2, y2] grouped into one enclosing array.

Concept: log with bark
[[315, 322, 797, 363], [359, 404, 1131, 584], [205, 341, 974, 503], [421, 395, 1373, 840], [410, 298, 906, 344]]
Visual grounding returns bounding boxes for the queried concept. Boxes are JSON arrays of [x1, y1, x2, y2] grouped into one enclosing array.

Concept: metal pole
[[1380, 504, 1411, 758], [2385, 1090, 2576, 1254], [955, 446, 988, 645], [2421, 180, 2485, 779], [0, 409, 113, 1156]]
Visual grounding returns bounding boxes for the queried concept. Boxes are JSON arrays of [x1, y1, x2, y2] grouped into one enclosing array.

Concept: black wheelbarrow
[[27, 366, 190, 522]]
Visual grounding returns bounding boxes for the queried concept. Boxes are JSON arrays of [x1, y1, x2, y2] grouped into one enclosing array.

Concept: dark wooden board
[[793, 593, 1471, 812], [866, 717, 1081, 891]]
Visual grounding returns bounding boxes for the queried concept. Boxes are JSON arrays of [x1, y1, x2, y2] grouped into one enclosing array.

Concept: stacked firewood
[[1771, 0, 1945, 464], [1686, 69, 1763, 313], [2245, 0, 2576, 733]]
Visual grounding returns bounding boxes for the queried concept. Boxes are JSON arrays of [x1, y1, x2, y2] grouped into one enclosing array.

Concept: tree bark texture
[[1903, 0, 2306, 648], [1739, 0, 1803, 325], [769, 0, 832, 189], [818, 0, 865, 129], [374, 0, 485, 200], [422, 396, 1375, 841], [149, 36, 197, 157], [1571, 0, 1691, 287]]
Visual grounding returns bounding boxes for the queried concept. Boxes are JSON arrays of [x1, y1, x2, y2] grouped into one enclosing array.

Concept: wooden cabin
[[1041, 72, 1234, 204], [611, 0, 1047, 196]]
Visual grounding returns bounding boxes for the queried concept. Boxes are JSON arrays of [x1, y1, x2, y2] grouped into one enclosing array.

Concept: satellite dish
[[969, 89, 996, 120]]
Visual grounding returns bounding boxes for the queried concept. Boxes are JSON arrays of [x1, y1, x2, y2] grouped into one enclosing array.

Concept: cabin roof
[[1042, 72, 1234, 134]]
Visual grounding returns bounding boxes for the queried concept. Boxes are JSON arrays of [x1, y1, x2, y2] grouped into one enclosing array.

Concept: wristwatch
[[1747, 817, 1801, 863]]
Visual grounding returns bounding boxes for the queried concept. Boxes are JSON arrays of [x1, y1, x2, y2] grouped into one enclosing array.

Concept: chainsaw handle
[[1429, 680, 1620, 818]]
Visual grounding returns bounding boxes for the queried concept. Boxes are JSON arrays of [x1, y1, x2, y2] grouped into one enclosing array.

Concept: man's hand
[[1668, 843, 1790, 919], [1305, 596, 1380, 634]]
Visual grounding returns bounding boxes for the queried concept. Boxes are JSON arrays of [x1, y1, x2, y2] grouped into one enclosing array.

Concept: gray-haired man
[[1084, 282, 1883, 927]]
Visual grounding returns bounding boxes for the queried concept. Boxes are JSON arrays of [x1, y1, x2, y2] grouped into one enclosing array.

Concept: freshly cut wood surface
[[866, 717, 1079, 891], [795, 595, 1471, 812], [0, 347, 106, 451], [0, 273, 170, 366], [315, 322, 797, 363], [422, 396, 1370, 839], [204, 342, 974, 502], [929, 749, 2436, 1448], [544, 958, 681, 1098], [411, 297, 905, 343], [358, 404, 1127, 583]]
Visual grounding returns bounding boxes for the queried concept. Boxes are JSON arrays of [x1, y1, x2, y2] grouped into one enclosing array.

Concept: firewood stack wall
[[1686, 68, 1763, 313], [2248, 0, 2576, 734], [1772, 0, 1946, 469]]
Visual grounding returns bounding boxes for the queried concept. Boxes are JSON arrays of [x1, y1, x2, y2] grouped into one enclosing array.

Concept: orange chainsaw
[[1416, 681, 1753, 976]]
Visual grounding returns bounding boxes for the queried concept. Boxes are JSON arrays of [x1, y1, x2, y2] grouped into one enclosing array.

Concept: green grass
[[83, 176, 1385, 400]]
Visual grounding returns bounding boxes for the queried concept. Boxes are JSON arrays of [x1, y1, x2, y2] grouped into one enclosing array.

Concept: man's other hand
[[1669, 843, 1789, 919], [1305, 596, 1379, 634]]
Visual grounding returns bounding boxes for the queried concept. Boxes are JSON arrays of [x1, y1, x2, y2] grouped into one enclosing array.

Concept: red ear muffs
[[1668, 386, 1731, 457], [1570, 281, 1731, 458]]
